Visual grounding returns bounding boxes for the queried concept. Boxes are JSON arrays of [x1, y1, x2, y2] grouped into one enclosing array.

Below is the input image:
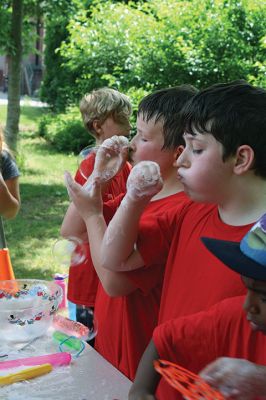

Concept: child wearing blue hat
[[129, 213, 266, 400]]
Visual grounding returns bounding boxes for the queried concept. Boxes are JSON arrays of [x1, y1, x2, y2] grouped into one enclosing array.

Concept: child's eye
[[192, 149, 203, 154], [141, 138, 148, 142]]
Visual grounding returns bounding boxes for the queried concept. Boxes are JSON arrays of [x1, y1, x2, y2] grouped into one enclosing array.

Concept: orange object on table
[[154, 359, 224, 400], [0, 248, 15, 280]]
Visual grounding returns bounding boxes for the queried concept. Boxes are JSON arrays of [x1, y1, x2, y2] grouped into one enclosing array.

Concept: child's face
[[129, 115, 177, 175], [176, 131, 235, 203], [242, 276, 266, 334], [99, 117, 131, 142]]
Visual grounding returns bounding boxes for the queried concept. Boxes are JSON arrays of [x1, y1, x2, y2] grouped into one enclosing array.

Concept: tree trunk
[[5, 0, 23, 153]]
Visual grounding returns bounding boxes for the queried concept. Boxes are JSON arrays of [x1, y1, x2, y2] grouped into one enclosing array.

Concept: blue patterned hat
[[201, 213, 266, 280]]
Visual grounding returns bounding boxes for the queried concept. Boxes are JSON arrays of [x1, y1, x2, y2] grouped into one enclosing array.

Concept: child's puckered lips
[[176, 172, 183, 181], [247, 317, 266, 334]]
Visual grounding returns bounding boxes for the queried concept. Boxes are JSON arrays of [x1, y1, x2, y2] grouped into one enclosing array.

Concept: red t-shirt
[[153, 296, 266, 400], [138, 202, 253, 398], [94, 191, 189, 380], [67, 154, 131, 306]]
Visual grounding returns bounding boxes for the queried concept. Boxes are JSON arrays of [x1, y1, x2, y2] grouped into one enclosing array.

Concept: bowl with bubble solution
[[0, 279, 62, 343]]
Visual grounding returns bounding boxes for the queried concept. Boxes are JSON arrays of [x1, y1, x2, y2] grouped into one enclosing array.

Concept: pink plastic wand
[[0, 352, 71, 370]]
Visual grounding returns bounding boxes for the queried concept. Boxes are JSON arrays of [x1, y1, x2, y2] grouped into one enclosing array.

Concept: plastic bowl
[[0, 279, 63, 343]]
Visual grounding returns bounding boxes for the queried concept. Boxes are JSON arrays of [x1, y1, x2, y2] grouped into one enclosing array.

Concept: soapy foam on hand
[[125, 161, 163, 201], [93, 136, 129, 183]]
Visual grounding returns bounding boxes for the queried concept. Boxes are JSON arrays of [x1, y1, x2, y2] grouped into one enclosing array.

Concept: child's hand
[[200, 357, 266, 399], [64, 171, 103, 220], [126, 161, 163, 202], [93, 135, 129, 182]]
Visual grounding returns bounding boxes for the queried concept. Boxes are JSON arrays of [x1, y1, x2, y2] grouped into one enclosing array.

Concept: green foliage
[[40, 0, 80, 110], [0, 0, 41, 56], [127, 86, 149, 134], [42, 0, 265, 111], [0, 104, 76, 278], [60, 2, 160, 95], [38, 107, 94, 154], [0, 2, 11, 52]]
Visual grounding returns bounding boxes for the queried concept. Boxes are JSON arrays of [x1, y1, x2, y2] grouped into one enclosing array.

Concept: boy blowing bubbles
[[64, 86, 197, 380], [61, 87, 132, 337], [64, 80, 266, 392], [73, 80, 266, 399], [129, 214, 266, 400]]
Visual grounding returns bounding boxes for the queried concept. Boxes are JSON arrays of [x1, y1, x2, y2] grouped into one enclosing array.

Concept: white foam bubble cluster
[[126, 161, 163, 201]]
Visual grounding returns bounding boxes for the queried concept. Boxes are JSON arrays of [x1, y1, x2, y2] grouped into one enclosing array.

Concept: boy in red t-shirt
[[129, 213, 266, 400], [64, 85, 198, 379], [60, 87, 132, 339], [91, 80, 266, 397]]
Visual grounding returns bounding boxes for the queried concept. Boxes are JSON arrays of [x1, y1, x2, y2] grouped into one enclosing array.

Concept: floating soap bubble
[[77, 144, 98, 182], [77, 136, 130, 188], [52, 237, 88, 267]]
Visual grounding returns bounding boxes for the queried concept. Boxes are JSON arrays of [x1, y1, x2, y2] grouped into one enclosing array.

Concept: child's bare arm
[[100, 161, 163, 272], [64, 171, 137, 296], [60, 202, 88, 242], [128, 339, 160, 400], [0, 174, 20, 219]]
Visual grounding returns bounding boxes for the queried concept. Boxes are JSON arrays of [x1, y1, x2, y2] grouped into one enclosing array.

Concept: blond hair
[[80, 87, 132, 137], [0, 127, 12, 155], [0, 128, 3, 152]]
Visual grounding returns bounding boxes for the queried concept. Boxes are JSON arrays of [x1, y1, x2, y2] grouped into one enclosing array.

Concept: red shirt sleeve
[[153, 296, 247, 373], [153, 302, 220, 373], [75, 153, 95, 185]]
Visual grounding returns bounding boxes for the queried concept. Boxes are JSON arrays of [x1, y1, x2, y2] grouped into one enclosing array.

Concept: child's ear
[[233, 145, 254, 175], [92, 120, 102, 137], [173, 146, 184, 166]]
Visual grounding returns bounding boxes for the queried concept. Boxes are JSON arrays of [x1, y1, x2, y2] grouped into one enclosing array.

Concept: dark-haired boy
[[64, 85, 198, 379], [96, 81, 266, 398], [129, 214, 266, 400]]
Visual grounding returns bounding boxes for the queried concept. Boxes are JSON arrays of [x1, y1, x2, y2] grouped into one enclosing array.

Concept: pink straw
[[0, 352, 71, 370]]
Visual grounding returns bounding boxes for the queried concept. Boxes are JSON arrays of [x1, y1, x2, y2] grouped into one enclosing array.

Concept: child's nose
[[243, 291, 260, 315], [175, 149, 190, 168]]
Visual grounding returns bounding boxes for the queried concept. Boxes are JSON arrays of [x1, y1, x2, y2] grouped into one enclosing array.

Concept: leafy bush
[[38, 107, 94, 154], [40, 0, 80, 111], [42, 0, 266, 111]]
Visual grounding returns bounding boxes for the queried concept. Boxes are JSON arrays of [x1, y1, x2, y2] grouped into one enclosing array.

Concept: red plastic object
[[154, 359, 224, 399]]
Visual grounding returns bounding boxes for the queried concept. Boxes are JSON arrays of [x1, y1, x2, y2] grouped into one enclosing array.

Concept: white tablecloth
[[0, 334, 131, 400]]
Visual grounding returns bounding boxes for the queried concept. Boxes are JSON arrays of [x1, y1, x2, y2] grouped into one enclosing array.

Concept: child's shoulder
[[1, 149, 20, 179], [180, 203, 251, 239], [169, 201, 217, 227]]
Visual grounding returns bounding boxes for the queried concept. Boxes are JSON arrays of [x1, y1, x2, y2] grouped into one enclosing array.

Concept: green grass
[[0, 104, 47, 132], [1, 105, 78, 279]]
